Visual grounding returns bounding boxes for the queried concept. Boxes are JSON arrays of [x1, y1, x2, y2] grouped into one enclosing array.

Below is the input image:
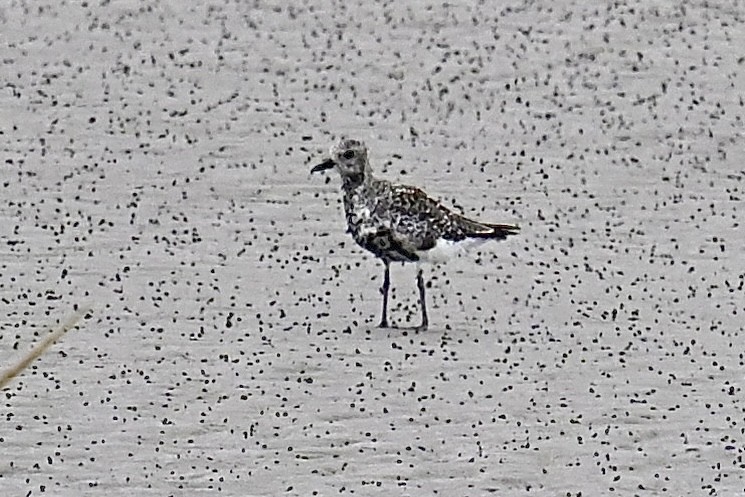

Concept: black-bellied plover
[[311, 138, 519, 331]]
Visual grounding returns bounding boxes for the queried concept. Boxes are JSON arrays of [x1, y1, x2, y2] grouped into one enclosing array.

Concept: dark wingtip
[[492, 223, 520, 238], [468, 223, 520, 240], [311, 159, 335, 173], [494, 223, 520, 235]]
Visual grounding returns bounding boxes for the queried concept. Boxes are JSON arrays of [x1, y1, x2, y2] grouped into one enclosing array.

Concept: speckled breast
[[342, 189, 398, 260]]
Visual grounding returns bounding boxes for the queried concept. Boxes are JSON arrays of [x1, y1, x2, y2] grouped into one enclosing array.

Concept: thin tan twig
[[0, 307, 90, 390]]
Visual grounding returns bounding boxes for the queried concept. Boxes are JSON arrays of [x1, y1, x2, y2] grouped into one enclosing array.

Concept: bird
[[311, 138, 519, 331]]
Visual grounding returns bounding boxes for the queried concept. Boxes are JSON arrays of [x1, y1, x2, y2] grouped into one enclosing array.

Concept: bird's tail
[[459, 218, 520, 240]]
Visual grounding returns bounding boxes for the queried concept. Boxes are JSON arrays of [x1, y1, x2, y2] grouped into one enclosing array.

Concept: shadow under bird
[[311, 138, 519, 331]]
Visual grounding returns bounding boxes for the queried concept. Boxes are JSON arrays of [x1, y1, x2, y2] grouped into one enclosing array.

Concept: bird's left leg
[[415, 268, 428, 331]]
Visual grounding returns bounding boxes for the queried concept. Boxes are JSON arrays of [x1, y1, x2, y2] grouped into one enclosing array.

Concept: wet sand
[[1, 1, 743, 495]]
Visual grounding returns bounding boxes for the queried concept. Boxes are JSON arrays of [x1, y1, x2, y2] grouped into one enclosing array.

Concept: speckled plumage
[[312, 138, 519, 330]]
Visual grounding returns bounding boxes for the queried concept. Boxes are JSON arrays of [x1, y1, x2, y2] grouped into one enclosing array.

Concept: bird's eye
[[342, 150, 356, 160]]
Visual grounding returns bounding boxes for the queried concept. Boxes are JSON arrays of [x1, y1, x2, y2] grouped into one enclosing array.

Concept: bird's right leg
[[378, 260, 391, 328]]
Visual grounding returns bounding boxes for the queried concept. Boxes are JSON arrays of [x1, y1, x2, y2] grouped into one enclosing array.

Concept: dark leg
[[416, 268, 428, 331], [378, 261, 390, 328]]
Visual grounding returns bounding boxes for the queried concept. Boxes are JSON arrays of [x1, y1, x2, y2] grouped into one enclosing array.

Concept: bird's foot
[[377, 319, 389, 329]]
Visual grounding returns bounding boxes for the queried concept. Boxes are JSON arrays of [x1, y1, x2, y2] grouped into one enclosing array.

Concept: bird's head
[[311, 138, 370, 186]]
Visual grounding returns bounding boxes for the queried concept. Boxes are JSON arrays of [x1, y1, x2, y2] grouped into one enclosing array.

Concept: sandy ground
[[1, 1, 743, 495]]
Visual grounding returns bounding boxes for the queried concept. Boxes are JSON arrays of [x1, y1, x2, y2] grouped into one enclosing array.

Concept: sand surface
[[1, 1, 743, 495]]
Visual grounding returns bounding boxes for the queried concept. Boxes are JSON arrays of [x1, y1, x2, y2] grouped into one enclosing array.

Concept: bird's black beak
[[311, 159, 335, 173]]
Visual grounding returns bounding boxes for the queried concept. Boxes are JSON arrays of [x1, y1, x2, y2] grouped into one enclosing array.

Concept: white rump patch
[[416, 238, 490, 264]]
